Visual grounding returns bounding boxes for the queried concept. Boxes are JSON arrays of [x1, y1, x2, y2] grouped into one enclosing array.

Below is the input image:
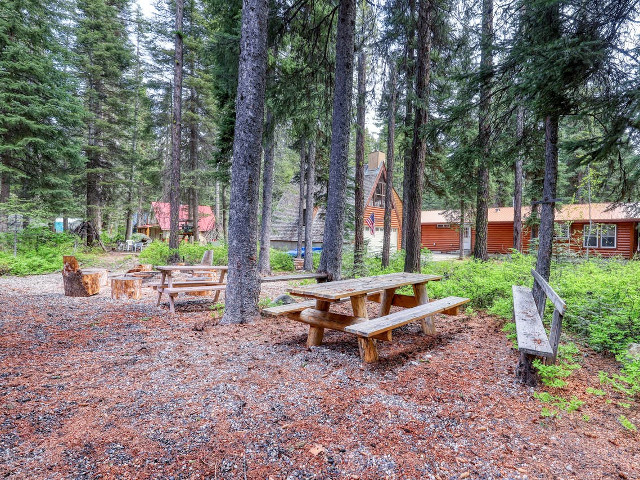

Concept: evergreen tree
[[0, 0, 84, 229]]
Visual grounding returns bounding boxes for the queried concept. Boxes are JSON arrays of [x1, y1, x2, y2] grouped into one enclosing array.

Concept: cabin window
[[436, 224, 451, 229], [554, 223, 570, 239], [583, 225, 598, 248], [600, 224, 616, 248], [372, 182, 386, 207]]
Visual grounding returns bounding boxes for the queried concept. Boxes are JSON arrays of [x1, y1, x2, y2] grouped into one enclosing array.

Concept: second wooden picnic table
[[154, 265, 228, 313], [270, 272, 470, 362]]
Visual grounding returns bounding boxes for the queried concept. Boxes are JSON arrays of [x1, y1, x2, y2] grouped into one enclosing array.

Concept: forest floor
[[1, 256, 638, 479]]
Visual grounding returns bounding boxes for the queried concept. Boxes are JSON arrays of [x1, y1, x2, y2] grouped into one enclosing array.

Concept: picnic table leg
[[307, 300, 330, 347], [157, 271, 167, 306], [351, 294, 379, 363], [413, 283, 436, 335], [379, 288, 396, 316], [169, 293, 176, 314], [213, 269, 226, 303]]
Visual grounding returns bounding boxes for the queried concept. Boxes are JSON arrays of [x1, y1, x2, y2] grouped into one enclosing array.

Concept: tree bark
[[318, 0, 357, 281], [404, 0, 431, 273], [188, 83, 199, 244], [382, 61, 397, 268], [354, 48, 366, 276], [169, 0, 184, 262], [220, 0, 269, 325], [258, 108, 276, 275], [297, 143, 306, 258], [459, 199, 465, 259], [474, 0, 493, 262], [533, 114, 559, 312], [304, 139, 316, 271], [513, 105, 524, 252], [0, 159, 9, 232], [401, 0, 415, 251]]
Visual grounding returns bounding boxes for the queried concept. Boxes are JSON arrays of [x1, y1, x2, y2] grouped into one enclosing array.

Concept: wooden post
[[307, 299, 330, 347], [351, 294, 379, 362], [413, 283, 435, 334]]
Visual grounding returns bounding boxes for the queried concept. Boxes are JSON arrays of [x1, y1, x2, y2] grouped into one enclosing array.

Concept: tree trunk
[[513, 105, 524, 252], [354, 49, 366, 276], [318, 0, 357, 281], [401, 0, 415, 251], [404, 0, 431, 273], [459, 199, 465, 260], [0, 159, 9, 233], [188, 85, 199, 244], [258, 108, 276, 275], [169, 0, 184, 262], [304, 139, 316, 271], [533, 114, 559, 312], [220, 0, 269, 325], [215, 178, 221, 239], [222, 183, 228, 241], [474, 0, 493, 262], [382, 61, 397, 268], [297, 143, 306, 258]]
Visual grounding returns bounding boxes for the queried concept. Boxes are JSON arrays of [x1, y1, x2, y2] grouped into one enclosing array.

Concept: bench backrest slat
[[531, 269, 566, 315]]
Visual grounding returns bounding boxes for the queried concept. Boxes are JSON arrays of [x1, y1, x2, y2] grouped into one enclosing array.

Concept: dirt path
[[0, 272, 638, 479]]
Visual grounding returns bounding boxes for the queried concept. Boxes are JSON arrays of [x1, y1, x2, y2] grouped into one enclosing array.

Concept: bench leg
[[413, 284, 436, 335], [515, 352, 539, 386], [213, 269, 226, 303], [307, 326, 324, 347], [169, 294, 176, 314], [307, 299, 330, 348], [358, 337, 379, 363], [379, 288, 396, 317], [156, 290, 163, 306]]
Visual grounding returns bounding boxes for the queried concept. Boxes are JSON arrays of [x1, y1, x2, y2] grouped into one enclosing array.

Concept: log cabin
[[271, 151, 403, 253], [420, 203, 640, 259]]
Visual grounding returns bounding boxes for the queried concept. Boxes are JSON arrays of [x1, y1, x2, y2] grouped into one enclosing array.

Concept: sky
[[136, 0, 155, 18]]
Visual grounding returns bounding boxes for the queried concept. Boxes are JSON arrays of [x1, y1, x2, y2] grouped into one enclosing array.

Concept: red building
[[136, 202, 216, 243], [421, 203, 640, 259]]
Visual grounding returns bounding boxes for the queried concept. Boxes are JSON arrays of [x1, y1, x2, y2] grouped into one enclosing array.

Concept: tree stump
[[111, 276, 142, 300], [62, 256, 101, 297], [82, 268, 108, 286]]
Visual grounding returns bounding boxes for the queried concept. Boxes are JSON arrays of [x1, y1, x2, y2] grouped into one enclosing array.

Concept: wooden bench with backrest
[[512, 269, 566, 385]]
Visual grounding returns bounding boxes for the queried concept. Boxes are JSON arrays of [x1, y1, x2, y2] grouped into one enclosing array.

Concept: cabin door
[[463, 226, 471, 251]]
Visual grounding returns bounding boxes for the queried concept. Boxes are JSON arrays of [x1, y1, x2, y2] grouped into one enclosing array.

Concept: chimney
[[368, 151, 386, 170]]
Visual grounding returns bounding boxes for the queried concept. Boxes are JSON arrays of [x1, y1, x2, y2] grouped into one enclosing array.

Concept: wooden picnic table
[[267, 272, 469, 363], [154, 265, 228, 313]]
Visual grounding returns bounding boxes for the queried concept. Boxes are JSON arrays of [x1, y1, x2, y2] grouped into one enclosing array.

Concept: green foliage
[[533, 343, 582, 388], [501, 322, 517, 348], [534, 391, 584, 416], [139, 242, 229, 266], [598, 356, 640, 399], [269, 249, 294, 272], [618, 415, 637, 432], [0, 227, 97, 275], [586, 387, 606, 396]]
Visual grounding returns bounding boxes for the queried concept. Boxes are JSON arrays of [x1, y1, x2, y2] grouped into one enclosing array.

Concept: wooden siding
[[421, 224, 464, 252], [557, 222, 637, 258], [487, 223, 515, 254]]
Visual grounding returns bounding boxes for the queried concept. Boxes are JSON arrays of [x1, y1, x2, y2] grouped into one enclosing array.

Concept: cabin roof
[[421, 203, 640, 224], [150, 202, 216, 232]]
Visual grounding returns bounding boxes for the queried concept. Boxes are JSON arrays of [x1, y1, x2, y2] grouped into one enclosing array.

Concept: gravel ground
[[0, 267, 638, 479]]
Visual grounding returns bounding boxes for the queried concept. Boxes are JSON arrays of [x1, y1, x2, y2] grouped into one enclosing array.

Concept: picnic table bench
[[263, 272, 470, 363], [512, 269, 566, 385], [154, 265, 227, 313]]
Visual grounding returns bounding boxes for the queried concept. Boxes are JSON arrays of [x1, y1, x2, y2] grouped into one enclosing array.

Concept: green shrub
[[270, 249, 294, 272]]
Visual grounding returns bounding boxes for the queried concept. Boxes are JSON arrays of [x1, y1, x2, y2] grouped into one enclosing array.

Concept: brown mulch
[[0, 272, 638, 479]]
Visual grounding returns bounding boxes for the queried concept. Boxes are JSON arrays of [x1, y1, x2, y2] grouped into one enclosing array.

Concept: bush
[[139, 241, 229, 266], [270, 249, 294, 271]]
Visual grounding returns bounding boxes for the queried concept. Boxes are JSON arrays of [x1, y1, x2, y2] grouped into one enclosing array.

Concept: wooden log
[[368, 292, 419, 309], [62, 256, 101, 297], [111, 276, 142, 300]]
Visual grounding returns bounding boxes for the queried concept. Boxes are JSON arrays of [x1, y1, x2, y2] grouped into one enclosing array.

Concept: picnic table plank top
[[156, 265, 228, 272], [287, 272, 442, 300]]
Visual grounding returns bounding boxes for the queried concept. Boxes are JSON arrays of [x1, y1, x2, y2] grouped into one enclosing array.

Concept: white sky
[[135, 0, 155, 18]]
